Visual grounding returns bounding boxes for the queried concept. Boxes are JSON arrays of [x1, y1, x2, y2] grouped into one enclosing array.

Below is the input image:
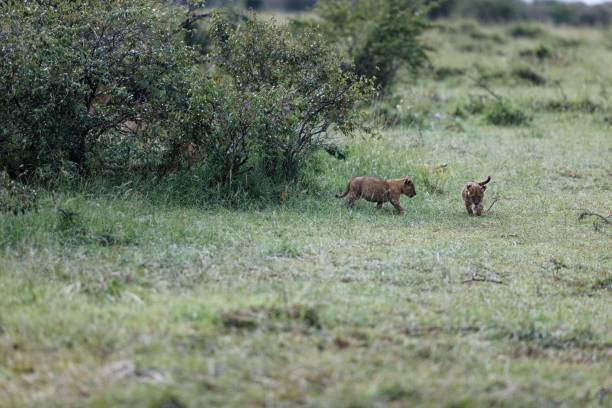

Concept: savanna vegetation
[[1, 0, 611, 406]]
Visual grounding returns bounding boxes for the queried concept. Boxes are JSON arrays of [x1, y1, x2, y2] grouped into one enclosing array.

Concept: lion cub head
[[462, 176, 491, 216], [400, 177, 417, 198]]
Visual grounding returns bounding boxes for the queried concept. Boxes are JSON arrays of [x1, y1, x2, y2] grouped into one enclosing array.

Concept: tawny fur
[[462, 176, 491, 216], [336, 176, 416, 214]]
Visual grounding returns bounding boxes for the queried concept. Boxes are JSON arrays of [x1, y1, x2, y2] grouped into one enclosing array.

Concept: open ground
[[1, 20, 611, 407]]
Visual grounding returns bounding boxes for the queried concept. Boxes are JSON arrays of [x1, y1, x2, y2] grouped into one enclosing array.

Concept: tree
[[185, 12, 374, 187], [313, 0, 430, 93], [0, 0, 195, 180]]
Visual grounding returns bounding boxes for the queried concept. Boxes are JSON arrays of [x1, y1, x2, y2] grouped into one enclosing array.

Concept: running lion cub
[[336, 176, 416, 214], [462, 176, 491, 216]]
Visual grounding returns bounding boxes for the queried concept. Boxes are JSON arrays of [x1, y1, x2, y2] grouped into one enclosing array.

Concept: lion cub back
[[354, 176, 390, 202]]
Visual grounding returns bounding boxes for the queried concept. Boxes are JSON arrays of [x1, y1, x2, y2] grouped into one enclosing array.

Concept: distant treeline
[[429, 0, 612, 26], [201, 0, 612, 26]]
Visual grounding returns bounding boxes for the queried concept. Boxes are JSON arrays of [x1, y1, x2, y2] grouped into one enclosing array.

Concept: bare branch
[[578, 210, 611, 224]]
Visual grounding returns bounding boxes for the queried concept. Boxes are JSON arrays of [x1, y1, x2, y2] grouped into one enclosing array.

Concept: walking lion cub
[[336, 176, 416, 214], [462, 176, 491, 216]]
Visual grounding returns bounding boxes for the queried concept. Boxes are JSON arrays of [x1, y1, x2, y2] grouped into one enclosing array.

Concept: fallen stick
[[462, 275, 503, 284], [486, 197, 499, 213], [578, 211, 611, 224]]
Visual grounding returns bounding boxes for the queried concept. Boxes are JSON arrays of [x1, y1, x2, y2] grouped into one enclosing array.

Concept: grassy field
[[1, 21, 611, 407]]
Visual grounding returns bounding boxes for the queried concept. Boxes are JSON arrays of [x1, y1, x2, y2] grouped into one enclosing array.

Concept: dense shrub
[[183, 13, 374, 187], [0, 0, 195, 181], [312, 0, 430, 93], [2, 1, 372, 199]]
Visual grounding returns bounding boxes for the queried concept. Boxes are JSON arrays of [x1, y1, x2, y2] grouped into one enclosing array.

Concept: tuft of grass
[[483, 101, 532, 126], [452, 95, 488, 117], [433, 66, 466, 80], [221, 304, 322, 331], [0, 172, 38, 215], [508, 24, 544, 38], [519, 44, 556, 61], [538, 97, 604, 113], [511, 66, 547, 85]]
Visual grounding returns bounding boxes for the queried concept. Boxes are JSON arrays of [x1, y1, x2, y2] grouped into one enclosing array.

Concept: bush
[[313, 0, 430, 93], [511, 66, 546, 85], [484, 101, 531, 126], [0, 0, 195, 181], [183, 13, 374, 189]]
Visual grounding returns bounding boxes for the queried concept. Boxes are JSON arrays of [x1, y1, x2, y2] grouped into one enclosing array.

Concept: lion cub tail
[[478, 176, 491, 187], [336, 182, 350, 198]]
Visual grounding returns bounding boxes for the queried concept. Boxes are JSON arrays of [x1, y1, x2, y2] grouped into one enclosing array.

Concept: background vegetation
[[1, 0, 610, 406]]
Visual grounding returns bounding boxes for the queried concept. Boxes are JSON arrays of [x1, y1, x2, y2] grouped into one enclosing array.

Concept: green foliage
[[185, 12, 374, 189], [0, 0, 195, 180], [313, 0, 430, 93], [483, 101, 531, 126], [0, 172, 38, 215]]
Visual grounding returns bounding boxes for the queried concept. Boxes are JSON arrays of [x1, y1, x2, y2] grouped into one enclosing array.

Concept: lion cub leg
[[465, 202, 474, 216], [347, 192, 360, 209], [474, 202, 484, 216], [389, 197, 405, 215], [376, 201, 383, 209]]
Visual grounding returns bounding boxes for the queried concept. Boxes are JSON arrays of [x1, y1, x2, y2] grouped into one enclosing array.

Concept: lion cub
[[336, 176, 416, 214], [462, 176, 491, 216]]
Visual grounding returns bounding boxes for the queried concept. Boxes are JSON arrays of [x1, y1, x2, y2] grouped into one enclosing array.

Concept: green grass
[[1, 21, 611, 407]]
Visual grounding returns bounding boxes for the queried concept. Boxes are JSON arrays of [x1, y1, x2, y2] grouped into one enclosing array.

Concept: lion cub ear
[[403, 177, 410, 184]]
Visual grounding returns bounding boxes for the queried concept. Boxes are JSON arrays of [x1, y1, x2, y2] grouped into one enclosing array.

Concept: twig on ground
[[578, 210, 612, 237], [578, 210, 611, 224], [468, 74, 503, 101], [462, 264, 504, 284], [486, 197, 499, 213], [462, 274, 503, 284]]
